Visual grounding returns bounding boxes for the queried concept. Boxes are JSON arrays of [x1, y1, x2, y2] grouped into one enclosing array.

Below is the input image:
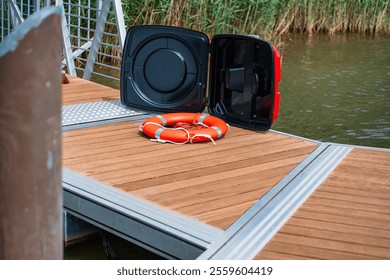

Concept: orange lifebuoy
[[140, 113, 229, 144]]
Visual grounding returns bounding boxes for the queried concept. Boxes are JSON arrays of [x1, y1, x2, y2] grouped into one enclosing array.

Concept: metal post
[[0, 7, 63, 259], [8, 0, 25, 25], [83, 0, 111, 80], [57, 0, 77, 76], [112, 0, 126, 49], [33, 0, 40, 12]]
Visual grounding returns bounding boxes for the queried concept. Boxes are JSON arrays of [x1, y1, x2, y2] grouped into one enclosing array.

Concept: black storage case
[[120, 25, 281, 130]]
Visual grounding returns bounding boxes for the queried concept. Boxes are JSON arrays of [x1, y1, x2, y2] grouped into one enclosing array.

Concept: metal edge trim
[[197, 142, 327, 259], [198, 144, 352, 259], [270, 129, 322, 144], [228, 145, 352, 260], [323, 142, 390, 153], [63, 191, 199, 259], [63, 209, 176, 259], [62, 168, 223, 247]]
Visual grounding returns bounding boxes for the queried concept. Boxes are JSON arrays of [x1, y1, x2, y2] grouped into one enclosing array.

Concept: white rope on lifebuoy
[[140, 113, 229, 144], [140, 121, 191, 144]]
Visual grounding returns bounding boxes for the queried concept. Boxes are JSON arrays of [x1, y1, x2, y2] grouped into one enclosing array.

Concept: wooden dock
[[255, 148, 390, 259], [61, 76, 390, 259]]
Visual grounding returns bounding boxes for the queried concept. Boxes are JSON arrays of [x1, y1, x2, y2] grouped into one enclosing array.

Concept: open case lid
[[120, 25, 281, 130]]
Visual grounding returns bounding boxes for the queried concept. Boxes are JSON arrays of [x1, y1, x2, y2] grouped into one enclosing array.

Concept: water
[[65, 34, 390, 259], [272, 34, 390, 149], [91, 34, 390, 148]]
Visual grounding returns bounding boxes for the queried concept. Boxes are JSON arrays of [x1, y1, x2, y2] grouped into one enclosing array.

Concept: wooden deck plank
[[279, 224, 390, 248], [312, 190, 390, 208], [257, 249, 318, 260], [266, 233, 390, 259], [63, 127, 288, 165], [142, 166, 293, 202], [118, 153, 310, 192], [293, 209, 390, 230], [256, 148, 390, 259], [77, 139, 307, 173], [288, 216, 390, 239], [63, 125, 260, 159], [193, 201, 257, 229], [63, 121, 317, 230], [304, 198, 390, 218], [259, 242, 380, 260], [66, 137, 295, 171], [62, 78, 389, 258], [86, 143, 312, 187], [314, 185, 390, 199], [62, 75, 119, 105]]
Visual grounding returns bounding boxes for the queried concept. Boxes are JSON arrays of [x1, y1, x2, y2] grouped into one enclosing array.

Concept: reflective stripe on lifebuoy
[[140, 113, 229, 144]]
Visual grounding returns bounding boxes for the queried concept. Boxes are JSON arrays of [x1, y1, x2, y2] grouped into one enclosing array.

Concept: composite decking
[[62, 75, 119, 104], [61, 76, 390, 259], [256, 148, 390, 260], [63, 122, 316, 230]]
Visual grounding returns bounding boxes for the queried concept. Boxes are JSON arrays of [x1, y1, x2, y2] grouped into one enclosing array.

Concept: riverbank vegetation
[[121, 0, 389, 42], [65, 0, 389, 65]]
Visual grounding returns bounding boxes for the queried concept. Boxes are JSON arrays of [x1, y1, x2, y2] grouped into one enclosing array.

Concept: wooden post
[[0, 7, 63, 259]]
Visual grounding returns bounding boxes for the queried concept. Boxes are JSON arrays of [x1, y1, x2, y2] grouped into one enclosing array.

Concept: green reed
[[67, 0, 389, 64], [121, 0, 389, 39]]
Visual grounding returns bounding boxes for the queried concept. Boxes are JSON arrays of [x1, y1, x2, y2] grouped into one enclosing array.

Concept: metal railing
[[0, 0, 125, 85]]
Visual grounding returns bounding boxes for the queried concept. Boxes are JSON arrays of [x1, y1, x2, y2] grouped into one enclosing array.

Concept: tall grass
[[121, 0, 390, 42], [66, 0, 389, 65]]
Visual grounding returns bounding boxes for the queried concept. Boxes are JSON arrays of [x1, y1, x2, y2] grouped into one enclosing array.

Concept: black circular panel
[[144, 49, 186, 93], [123, 26, 210, 112], [132, 37, 199, 106]]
